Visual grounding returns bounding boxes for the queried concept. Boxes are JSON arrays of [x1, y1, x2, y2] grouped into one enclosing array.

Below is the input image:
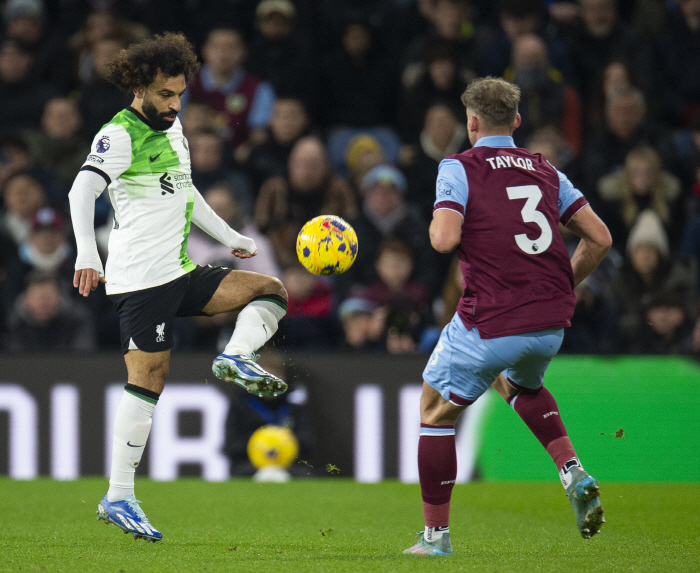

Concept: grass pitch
[[0, 478, 698, 573]]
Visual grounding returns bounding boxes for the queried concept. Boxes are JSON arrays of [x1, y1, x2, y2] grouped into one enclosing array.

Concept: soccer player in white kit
[[69, 33, 288, 541]]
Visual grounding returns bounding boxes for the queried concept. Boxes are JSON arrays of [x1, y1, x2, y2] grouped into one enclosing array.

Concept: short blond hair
[[460, 77, 521, 129]]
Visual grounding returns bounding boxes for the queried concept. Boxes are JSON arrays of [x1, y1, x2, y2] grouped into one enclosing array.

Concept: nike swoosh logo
[[127, 441, 145, 448], [149, 152, 163, 162]]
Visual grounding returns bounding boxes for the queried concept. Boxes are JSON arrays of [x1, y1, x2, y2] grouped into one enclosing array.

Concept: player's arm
[[191, 187, 258, 258], [430, 209, 463, 253], [555, 166, 612, 286], [69, 170, 108, 296], [565, 205, 612, 287], [70, 124, 132, 296], [430, 158, 468, 253]]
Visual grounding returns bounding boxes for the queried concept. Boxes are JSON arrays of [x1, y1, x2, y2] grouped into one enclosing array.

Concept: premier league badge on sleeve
[[96, 135, 111, 153]]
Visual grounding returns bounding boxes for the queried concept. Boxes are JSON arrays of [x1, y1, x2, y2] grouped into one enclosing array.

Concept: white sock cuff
[[122, 388, 157, 415], [247, 297, 287, 321]]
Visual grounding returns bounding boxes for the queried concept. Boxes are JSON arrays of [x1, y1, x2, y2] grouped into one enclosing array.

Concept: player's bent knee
[[261, 275, 287, 301]]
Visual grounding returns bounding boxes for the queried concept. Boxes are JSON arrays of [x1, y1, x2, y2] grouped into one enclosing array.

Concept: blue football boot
[[403, 531, 453, 556], [566, 467, 605, 539], [212, 352, 288, 397], [97, 494, 162, 542]]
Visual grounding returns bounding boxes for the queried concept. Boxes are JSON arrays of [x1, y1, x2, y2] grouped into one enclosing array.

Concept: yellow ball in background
[[247, 425, 299, 469], [296, 215, 358, 276]]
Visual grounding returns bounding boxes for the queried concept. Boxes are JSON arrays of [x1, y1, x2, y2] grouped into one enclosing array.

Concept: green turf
[[1, 478, 698, 573]]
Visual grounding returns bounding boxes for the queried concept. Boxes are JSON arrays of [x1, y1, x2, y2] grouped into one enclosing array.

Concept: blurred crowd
[[1, 0, 699, 356]]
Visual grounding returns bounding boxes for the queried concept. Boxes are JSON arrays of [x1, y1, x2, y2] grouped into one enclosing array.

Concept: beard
[[142, 93, 177, 131]]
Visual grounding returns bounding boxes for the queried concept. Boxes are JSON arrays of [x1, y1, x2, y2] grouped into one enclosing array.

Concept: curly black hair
[[106, 32, 200, 91]]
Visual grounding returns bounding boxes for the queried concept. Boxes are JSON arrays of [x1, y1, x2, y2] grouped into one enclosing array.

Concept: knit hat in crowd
[[361, 164, 408, 194], [345, 134, 385, 173], [626, 209, 669, 257]]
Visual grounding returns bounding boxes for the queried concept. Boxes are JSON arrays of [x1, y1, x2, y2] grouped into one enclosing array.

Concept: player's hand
[[232, 249, 258, 259], [73, 268, 106, 297]]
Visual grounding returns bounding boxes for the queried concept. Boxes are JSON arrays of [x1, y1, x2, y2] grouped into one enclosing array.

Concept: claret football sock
[[507, 385, 578, 473], [224, 295, 287, 355], [107, 384, 159, 503], [419, 425, 456, 528]]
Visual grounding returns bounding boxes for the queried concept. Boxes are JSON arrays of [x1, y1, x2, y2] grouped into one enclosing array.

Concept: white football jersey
[[81, 107, 195, 294]]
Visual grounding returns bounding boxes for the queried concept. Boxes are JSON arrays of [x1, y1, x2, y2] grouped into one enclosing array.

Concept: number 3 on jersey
[[506, 185, 553, 255]]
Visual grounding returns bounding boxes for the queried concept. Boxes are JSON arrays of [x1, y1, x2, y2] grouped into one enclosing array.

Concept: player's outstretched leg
[[404, 383, 463, 556], [493, 376, 605, 538], [209, 273, 288, 397]]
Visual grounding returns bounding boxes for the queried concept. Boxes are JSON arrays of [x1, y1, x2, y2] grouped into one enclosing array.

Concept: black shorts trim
[[108, 265, 231, 354]]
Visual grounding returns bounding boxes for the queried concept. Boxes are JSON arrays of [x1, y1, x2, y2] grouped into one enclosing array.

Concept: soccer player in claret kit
[[69, 33, 289, 542], [404, 77, 613, 556]]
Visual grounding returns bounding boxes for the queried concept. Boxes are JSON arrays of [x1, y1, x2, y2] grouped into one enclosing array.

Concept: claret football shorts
[[423, 313, 564, 406], [109, 265, 231, 354]]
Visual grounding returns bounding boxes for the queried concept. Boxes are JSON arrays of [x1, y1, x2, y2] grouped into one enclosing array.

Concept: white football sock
[[107, 389, 157, 502], [224, 297, 287, 355], [425, 526, 449, 542]]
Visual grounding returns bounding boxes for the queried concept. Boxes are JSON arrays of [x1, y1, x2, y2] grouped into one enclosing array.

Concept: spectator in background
[[0, 135, 31, 189], [399, 39, 468, 143], [246, 97, 310, 190], [582, 87, 675, 195], [187, 27, 275, 162], [0, 170, 46, 248], [319, 15, 397, 128], [624, 292, 695, 355], [3, 207, 74, 307], [526, 126, 575, 173], [78, 36, 132, 138], [478, 0, 572, 82], [246, 0, 317, 115], [402, 0, 478, 108], [0, 37, 56, 135], [224, 352, 314, 477], [404, 102, 469, 217], [586, 59, 642, 134], [611, 210, 696, 345], [3, 0, 74, 91], [0, 135, 66, 209], [559, 0, 653, 106], [255, 136, 356, 266], [187, 183, 280, 278], [338, 297, 383, 351], [504, 34, 582, 154], [4, 271, 95, 353], [342, 133, 386, 191], [24, 98, 91, 189], [70, 11, 148, 86], [189, 130, 253, 214], [357, 239, 433, 354], [179, 101, 216, 137], [597, 146, 683, 250], [671, 111, 700, 190], [342, 164, 441, 297], [659, 0, 700, 125], [560, 273, 620, 354], [276, 264, 337, 348]]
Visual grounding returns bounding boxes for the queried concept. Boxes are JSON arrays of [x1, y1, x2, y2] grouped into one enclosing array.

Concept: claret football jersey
[[433, 135, 589, 338], [80, 107, 195, 295]]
